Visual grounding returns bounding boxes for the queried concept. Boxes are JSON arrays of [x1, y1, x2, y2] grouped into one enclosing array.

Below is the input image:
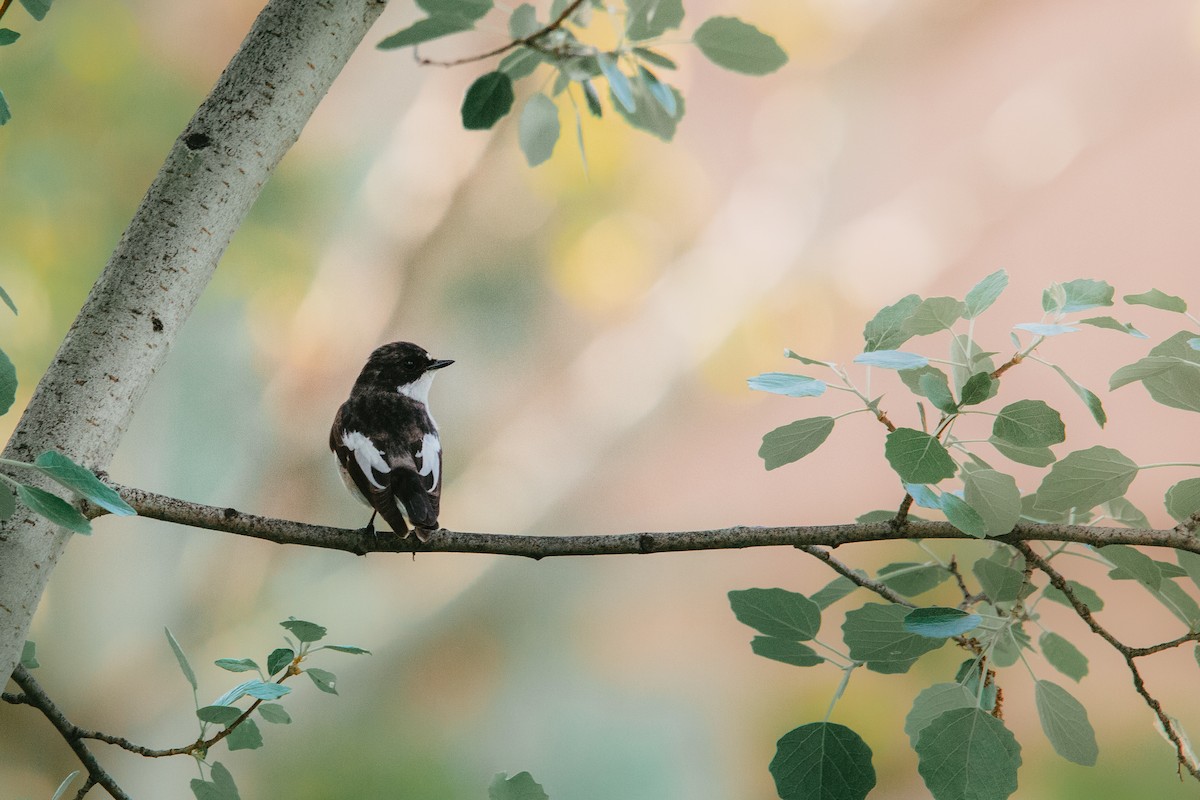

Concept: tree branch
[[97, 481, 1200, 558], [8, 666, 131, 800], [796, 545, 914, 607], [415, 0, 588, 67], [1015, 542, 1200, 780]]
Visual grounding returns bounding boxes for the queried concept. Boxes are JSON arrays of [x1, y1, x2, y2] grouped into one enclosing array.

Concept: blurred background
[[4, 0, 1200, 797]]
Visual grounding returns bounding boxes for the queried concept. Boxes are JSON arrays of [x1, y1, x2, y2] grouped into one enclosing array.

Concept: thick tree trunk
[[0, 0, 386, 683]]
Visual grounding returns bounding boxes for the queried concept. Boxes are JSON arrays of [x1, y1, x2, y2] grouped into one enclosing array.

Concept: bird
[[329, 341, 453, 542]]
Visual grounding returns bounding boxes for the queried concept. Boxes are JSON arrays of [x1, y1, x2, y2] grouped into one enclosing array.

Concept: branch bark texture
[[0, 0, 386, 683]]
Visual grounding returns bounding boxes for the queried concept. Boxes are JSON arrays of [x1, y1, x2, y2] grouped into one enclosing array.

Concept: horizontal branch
[[100, 482, 1200, 559]]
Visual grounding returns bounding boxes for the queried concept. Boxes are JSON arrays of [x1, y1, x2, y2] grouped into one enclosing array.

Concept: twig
[[9, 666, 131, 800], [1015, 542, 1200, 781], [415, 0, 588, 67], [797, 545, 914, 607], [92, 481, 1200, 559]]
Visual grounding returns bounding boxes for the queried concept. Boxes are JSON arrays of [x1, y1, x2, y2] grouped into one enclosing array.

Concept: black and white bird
[[329, 341, 453, 542]]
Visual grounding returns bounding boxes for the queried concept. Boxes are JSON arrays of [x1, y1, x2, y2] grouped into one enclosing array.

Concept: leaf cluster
[[0, 0, 52, 124], [377, 0, 787, 166], [740, 275, 1200, 797]]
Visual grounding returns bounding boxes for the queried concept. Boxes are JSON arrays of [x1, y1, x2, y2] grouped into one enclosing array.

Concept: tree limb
[[0, 0, 387, 683], [97, 481, 1200, 558]]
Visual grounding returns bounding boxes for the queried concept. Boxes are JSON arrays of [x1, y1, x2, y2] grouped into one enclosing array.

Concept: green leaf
[[958, 372, 994, 407], [728, 588, 821, 640], [18, 0, 51, 22], [633, 47, 677, 70], [1104, 496, 1151, 529], [34, 451, 136, 516], [580, 79, 602, 117], [198, 705, 243, 725], [1042, 580, 1104, 611], [461, 71, 515, 130], [770, 722, 876, 800], [1152, 578, 1200, 628], [625, 0, 684, 41], [20, 639, 38, 669], [694, 16, 788, 75], [191, 761, 240, 800], [915, 708, 1022, 800], [489, 771, 549, 800], [508, 3, 538, 37], [0, 347, 17, 416], [899, 365, 952, 404], [843, 603, 947, 673], [50, 771, 79, 800], [963, 469, 1021, 537], [759, 416, 835, 470], [1138, 331, 1200, 413], [904, 607, 981, 638], [1078, 316, 1146, 338], [989, 438, 1056, 467], [963, 270, 1008, 319], [280, 618, 326, 643], [941, 493, 986, 538], [1035, 680, 1098, 766], [1014, 322, 1079, 337], [955, 659, 998, 711], [377, 16, 474, 50], [165, 628, 197, 691], [0, 484, 15, 521], [991, 400, 1065, 447], [1109, 355, 1198, 391], [266, 647, 294, 677], [0, 89, 10, 126], [0, 29, 19, 46], [853, 350, 929, 370], [517, 93, 560, 167], [498, 47, 544, 80], [905, 483, 941, 510], [17, 485, 90, 534], [904, 296, 966, 335], [1124, 288, 1187, 312], [949, 334, 996, 395], [973, 557, 1025, 603], [885, 428, 956, 485], [747, 372, 826, 398], [226, 719, 263, 751], [751, 636, 823, 667], [1098, 544, 1161, 590], [863, 294, 920, 351], [1165, 478, 1200, 523], [1039, 632, 1088, 682], [1032, 446, 1138, 514], [258, 703, 292, 724], [243, 681, 291, 700], [306, 667, 338, 694], [0, 284, 16, 314], [612, 77, 683, 141], [810, 576, 859, 609], [878, 562, 950, 597], [416, 0, 492, 21], [637, 66, 677, 116], [215, 658, 260, 674], [905, 683, 977, 748], [320, 644, 372, 655], [597, 53, 635, 113], [1048, 364, 1106, 426], [1043, 278, 1114, 313]]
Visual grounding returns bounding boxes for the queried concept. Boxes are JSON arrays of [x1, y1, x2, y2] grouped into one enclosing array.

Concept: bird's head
[[355, 341, 454, 398]]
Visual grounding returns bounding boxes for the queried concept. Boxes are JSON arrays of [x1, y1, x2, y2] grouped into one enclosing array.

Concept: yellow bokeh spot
[[55, 3, 142, 87], [551, 214, 662, 315]]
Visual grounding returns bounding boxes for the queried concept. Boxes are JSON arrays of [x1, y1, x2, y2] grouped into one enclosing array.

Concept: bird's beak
[[429, 359, 455, 370]]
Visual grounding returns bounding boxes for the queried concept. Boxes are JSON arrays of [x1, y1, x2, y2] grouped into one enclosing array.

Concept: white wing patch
[[416, 432, 441, 490], [342, 430, 390, 489]]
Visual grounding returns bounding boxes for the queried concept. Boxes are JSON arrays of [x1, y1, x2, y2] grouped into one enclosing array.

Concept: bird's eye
[[403, 358, 417, 369]]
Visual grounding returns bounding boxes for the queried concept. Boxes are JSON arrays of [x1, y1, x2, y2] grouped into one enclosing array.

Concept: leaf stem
[[823, 663, 857, 722]]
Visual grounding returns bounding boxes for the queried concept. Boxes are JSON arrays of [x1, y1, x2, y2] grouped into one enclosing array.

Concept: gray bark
[[0, 0, 386, 683]]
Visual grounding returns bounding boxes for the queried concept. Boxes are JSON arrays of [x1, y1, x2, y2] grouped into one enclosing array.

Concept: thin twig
[[9, 666, 131, 800], [1015, 542, 1200, 781], [416, 0, 588, 67], [796, 545, 914, 607]]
